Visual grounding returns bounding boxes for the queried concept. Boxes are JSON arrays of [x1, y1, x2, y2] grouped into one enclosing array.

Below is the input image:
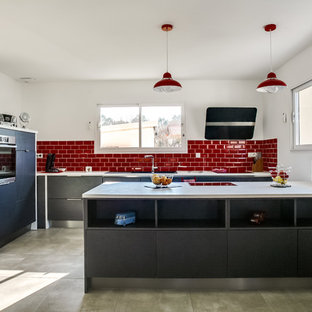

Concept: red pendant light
[[153, 24, 182, 92], [256, 24, 287, 93]]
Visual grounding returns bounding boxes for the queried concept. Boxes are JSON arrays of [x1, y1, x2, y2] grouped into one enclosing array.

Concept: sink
[[188, 182, 236, 186], [107, 171, 177, 174]]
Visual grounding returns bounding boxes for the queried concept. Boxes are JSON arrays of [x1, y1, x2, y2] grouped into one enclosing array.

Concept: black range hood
[[205, 107, 257, 140]]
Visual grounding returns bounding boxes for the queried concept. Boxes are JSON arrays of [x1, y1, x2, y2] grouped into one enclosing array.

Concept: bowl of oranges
[[151, 174, 173, 188]]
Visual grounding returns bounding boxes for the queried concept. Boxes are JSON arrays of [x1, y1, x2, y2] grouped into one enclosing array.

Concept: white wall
[[0, 72, 22, 118], [263, 44, 312, 180], [21, 79, 264, 141]]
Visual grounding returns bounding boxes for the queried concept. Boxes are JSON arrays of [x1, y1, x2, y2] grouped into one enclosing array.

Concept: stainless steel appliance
[[0, 135, 16, 185]]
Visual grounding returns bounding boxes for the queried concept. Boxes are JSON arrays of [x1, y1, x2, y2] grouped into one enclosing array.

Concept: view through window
[[293, 80, 312, 148], [100, 106, 140, 148], [99, 105, 184, 151]]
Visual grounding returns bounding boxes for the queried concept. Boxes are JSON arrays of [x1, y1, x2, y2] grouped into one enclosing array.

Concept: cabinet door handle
[[66, 198, 82, 201], [16, 149, 30, 152]]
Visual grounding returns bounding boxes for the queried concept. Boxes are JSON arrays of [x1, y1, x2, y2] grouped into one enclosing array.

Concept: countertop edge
[[82, 194, 312, 199], [81, 181, 312, 199]]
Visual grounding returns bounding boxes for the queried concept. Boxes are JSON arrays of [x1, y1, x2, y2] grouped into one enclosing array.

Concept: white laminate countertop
[[0, 125, 38, 134], [37, 171, 271, 178], [82, 181, 312, 199]]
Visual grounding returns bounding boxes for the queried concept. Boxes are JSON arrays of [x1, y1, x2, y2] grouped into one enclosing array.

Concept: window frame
[[95, 103, 186, 154], [292, 79, 312, 150]]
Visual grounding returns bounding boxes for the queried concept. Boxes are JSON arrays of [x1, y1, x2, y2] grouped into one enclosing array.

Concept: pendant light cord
[[166, 30, 169, 72], [270, 30, 273, 72]]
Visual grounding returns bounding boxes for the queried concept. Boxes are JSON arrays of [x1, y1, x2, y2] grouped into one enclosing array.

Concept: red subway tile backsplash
[[36, 138, 277, 173]]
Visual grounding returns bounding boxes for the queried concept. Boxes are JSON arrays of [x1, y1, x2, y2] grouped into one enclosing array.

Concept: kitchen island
[[82, 181, 312, 292]]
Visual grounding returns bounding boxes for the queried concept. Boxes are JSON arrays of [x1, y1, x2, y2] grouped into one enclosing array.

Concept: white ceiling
[[0, 0, 311, 82]]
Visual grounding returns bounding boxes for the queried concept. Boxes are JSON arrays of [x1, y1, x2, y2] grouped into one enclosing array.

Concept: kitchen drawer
[[48, 198, 83, 220], [298, 230, 312, 277], [85, 230, 156, 277], [102, 177, 141, 182], [48, 176, 102, 198], [157, 230, 227, 278], [228, 229, 297, 277], [140, 177, 151, 182]]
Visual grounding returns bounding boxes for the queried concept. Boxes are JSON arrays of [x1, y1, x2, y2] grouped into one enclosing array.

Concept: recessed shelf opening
[[297, 199, 312, 227], [157, 199, 225, 228], [87, 199, 155, 228], [230, 199, 294, 228]]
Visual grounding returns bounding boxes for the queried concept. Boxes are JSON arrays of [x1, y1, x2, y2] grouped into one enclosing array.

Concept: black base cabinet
[[85, 229, 227, 280], [85, 230, 157, 277], [298, 230, 312, 277], [84, 197, 312, 291], [0, 199, 16, 239], [46, 176, 103, 224], [157, 230, 227, 278], [48, 176, 103, 199], [228, 230, 297, 277]]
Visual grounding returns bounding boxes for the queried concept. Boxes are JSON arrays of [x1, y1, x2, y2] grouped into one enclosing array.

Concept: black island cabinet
[[83, 194, 312, 292]]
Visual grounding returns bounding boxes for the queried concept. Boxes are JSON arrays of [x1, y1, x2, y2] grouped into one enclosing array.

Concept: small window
[[293, 80, 312, 150], [95, 104, 186, 153]]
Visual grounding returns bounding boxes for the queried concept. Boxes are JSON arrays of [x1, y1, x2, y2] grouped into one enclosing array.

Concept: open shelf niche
[[87, 199, 156, 228], [157, 199, 225, 228], [230, 199, 295, 228], [296, 198, 312, 227]]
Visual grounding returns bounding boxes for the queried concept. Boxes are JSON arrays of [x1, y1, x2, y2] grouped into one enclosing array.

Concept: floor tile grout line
[[188, 290, 195, 312]]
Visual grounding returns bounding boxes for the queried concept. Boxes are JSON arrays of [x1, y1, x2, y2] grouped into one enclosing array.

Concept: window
[[95, 104, 186, 153], [293, 80, 312, 149]]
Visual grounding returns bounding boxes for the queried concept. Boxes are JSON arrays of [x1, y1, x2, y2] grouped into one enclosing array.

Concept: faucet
[[144, 155, 158, 173]]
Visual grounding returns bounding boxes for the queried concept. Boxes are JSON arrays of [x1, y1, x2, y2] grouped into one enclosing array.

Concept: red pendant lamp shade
[[153, 24, 182, 92], [256, 72, 287, 93], [256, 24, 287, 93], [154, 72, 182, 92]]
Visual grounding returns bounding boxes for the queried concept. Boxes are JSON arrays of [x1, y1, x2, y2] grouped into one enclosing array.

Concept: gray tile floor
[[0, 228, 312, 312]]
